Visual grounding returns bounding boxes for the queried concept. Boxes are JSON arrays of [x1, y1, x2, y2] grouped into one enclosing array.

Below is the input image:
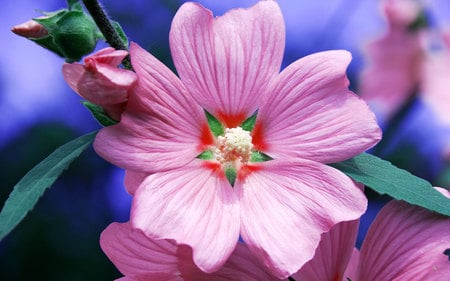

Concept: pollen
[[215, 127, 253, 165]]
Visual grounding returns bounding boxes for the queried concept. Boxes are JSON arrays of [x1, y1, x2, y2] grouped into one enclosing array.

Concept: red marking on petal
[[201, 161, 226, 180], [238, 164, 262, 181], [217, 111, 246, 128], [199, 122, 214, 148], [251, 122, 267, 151]]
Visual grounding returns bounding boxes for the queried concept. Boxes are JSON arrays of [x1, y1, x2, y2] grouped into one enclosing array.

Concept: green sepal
[[111, 20, 129, 48], [32, 6, 101, 62], [0, 131, 97, 241], [224, 165, 237, 187], [241, 111, 258, 132], [205, 110, 224, 137], [330, 153, 450, 216], [250, 151, 272, 162], [67, 0, 82, 11], [196, 150, 214, 160], [82, 101, 118, 127]]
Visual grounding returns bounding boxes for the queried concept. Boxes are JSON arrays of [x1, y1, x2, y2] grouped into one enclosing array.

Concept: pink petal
[[359, 31, 422, 121], [357, 199, 450, 280], [63, 62, 135, 105], [100, 222, 179, 280], [210, 243, 280, 281], [124, 171, 148, 195], [238, 160, 367, 278], [343, 248, 360, 281], [62, 47, 136, 106], [291, 219, 360, 281], [170, 1, 284, 127], [11, 18, 48, 39], [87, 47, 128, 66], [131, 162, 240, 273], [255, 51, 381, 163], [421, 40, 450, 125], [94, 43, 208, 173]]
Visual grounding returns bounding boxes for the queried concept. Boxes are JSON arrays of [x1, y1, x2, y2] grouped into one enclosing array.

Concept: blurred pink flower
[[359, 0, 424, 123], [62, 47, 137, 120], [94, 1, 380, 278], [292, 187, 450, 281], [100, 222, 280, 281], [421, 32, 450, 126]]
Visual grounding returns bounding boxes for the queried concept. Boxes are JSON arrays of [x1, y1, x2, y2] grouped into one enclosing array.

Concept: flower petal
[[62, 47, 136, 106], [238, 160, 367, 278], [124, 171, 148, 195], [357, 198, 450, 280], [170, 1, 285, 126], [291, 219, 360, 281], [94, 43, 208, 173], [100, 222, 179, 280], [131, 162, 240, 273], [211, 243, 280, 281], [255, 51, 381, 163]]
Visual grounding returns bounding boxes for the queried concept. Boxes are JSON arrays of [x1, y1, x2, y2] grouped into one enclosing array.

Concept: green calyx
[[22, 1, 106, 62], [224, 165, 237, 187]]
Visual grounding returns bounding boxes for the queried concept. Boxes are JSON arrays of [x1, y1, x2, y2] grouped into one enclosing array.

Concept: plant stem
[[81, 0, 132, 69]]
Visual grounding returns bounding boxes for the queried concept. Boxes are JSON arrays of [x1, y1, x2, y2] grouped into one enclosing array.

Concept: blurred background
[[1, 0, 449, 280]]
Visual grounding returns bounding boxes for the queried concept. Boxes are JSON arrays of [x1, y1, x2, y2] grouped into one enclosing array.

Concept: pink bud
[[11, 19, 48, 39], [62, 47, 136, 120]]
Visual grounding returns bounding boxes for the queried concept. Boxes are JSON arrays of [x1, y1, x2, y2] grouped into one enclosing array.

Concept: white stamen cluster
[[215, 127, 253, 164]]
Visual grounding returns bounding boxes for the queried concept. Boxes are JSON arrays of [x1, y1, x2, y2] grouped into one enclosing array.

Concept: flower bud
[[11, 2, 102, 62], [62, 47, 137, 121]]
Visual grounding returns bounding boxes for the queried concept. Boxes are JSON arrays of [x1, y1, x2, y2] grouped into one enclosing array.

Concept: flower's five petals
[[131, 162, 240, 273], [94, 43, 207, 174], [170, 1, 285, 126], [256, 51, 381, 163], [238, 160, 367, 278]]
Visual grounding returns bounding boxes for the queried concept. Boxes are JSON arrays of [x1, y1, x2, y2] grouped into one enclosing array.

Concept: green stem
[[81, 0, 132, 69]]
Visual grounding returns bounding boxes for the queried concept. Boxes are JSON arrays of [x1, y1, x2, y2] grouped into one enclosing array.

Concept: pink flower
[[100, 222, 280, 281], [359, 0, 423, 123], [94, 1, 381, 278], [62, 47, 137, 120], [292, 187, 450, 281]]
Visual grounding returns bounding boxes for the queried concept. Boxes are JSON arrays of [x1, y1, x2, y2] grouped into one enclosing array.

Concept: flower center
[[214, 127, 253, 165]]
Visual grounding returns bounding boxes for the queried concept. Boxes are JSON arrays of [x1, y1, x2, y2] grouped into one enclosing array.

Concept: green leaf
[[0, 131, 97, 241], [241, 111, 257, 132], [330, 153, 450, 216], [250, 151, 272, 162], [224, 166, 237, 187], [205, 110, 224, 137], [196, 150, 214, 160], [82, 101, 118, 127]]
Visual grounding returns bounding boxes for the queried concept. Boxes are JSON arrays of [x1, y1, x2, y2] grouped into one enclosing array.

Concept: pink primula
[[359, 0, 423, 124], [62, 47, 137, 120], [94, 1, 381, 278], [100, 222, 279, 281], [292, 187, 450, 281]]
